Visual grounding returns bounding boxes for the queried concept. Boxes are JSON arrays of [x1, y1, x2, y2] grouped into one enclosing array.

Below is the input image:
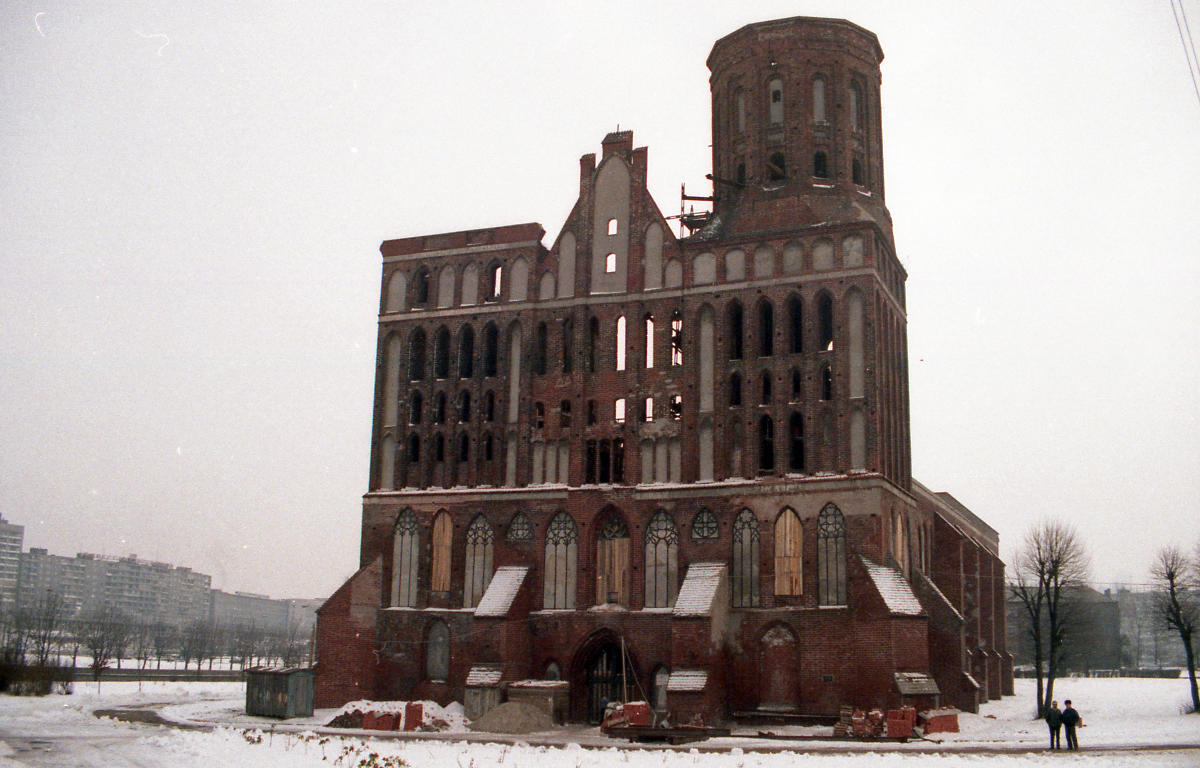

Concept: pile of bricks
[[834, 704, 927, 739]]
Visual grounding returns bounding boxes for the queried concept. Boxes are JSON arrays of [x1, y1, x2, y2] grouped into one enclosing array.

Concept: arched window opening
[[409, 328, 427, 381], [433, 433, 445, 462], [788, 295, 803, 353], [789, 412, 805, 472], [434, 326, 450, 378], [790, 368, 801, 400], [506, 511, 533, 542], [643, 397, 654, 423], [852, 157, 865, 186], [614, 398, 626, 424], [644, 315, 655, 369], [736, 162, 746, 186], [431, 512, 452, 593], [483, 432, 494, 462], [774, 508, 803, 596], [652, 665, 670, 711], [758, 414, 775, 473], [818, 503, 847, 606], [392, 509, 419, 607], [458, 390, 471, 422], [534, 322, 548, 375], [458, 431, 469, 462], [434, 392, 446, 424], [730, 372, 742, 406], [413, 267, 431, 307], [670, 311, 683, 365], [644, 511, 679, 608], [818, 293, 835, 350], [484, 391, 495, 422], [561, 318, 574, 373], [604, 253, 617, 273], [543, 513, 578, 609], [812, 76, 826, 123], [727, 301, 744, 360], [615, 316, 627, 371], [767, 152, 786, 182], [735, 88, 746, 133], [821, 363, 833, 401], [407, 433, 420, 464], [669, 394, 682, 421], [813, 151, 829, 179], [732, 509, 761, 607], [596, 513, 631, 606], [692, 508, 718, 540], [587, 316, 600, 373], [488, 263, 503, 300], [409, 391, 423, 425], [534, 401, 545, 429], [585, 438, 623, 483], [587, 400, 597, 426], [483, 323, 499, 377], [425, 620, 449, 680], [463, 514, 494, 608], [761, 372, 772, 405], [758, 300, 774, 356], [560, 399, 572, 428], [458, 326, 475, 379], [545, 662, 562, 681], [768, 77, 784, 124]]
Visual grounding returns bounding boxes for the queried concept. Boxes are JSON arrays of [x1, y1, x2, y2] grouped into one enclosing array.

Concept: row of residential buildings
[[0, 514, 318, 636]]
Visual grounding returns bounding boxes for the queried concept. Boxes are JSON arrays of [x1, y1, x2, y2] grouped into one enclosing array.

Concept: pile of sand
[[467, 701, 554, 734]]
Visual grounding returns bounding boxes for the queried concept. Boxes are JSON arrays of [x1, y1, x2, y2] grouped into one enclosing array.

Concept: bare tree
[[1009, 519, 1089, 716], [78, 608, 132, 686], [25, 590, 67, 668], [151, 622, 176, 670], [1151, 546, 1199, 713]]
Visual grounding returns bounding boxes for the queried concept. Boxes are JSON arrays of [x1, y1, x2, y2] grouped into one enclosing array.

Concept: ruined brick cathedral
[[315, 16, 1012, 723]]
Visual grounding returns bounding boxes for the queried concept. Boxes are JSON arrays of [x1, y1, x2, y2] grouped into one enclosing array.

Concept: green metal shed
[[245, 667, 314, 719]]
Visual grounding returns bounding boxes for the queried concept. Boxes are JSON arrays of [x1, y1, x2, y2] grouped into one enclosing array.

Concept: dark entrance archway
[[585, 642, 624, 723]]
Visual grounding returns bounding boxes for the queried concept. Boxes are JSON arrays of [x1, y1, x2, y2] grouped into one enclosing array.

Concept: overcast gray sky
[[2, 1, 1198, 599]]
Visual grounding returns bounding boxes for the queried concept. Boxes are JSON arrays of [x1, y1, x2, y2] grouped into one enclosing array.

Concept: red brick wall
[[314, 556, 382, 708]]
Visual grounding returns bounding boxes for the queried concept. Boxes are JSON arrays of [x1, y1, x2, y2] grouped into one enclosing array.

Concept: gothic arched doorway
[[585, 642, 624, 724], [758, 623, 799, 711]]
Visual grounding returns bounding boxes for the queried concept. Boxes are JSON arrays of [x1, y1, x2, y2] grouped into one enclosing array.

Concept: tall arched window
[[431, 511, 452, 593], [758, 300, 774, 356], [732, 509, 761, 607], [483, 391, 495, 422], [852, 157, 865, 185], [789, 412, 805, 472], [768, 77, 784, 124], [813, 151, 829, 179], [730, 372, 742, 406], [821, 362, 833, 400], [433, 392, 446, 424], [670, 311, 683, 366], [644, 511, 679, 608], [727, 301, 744, 359], [408, 327, 427, 381], [596, 513, 630, 606], [534, 322, 548, 375], [458, 390, 471, 422], [412, 267, 431, 307], [487, 262, 503, 300], [818, 293, 835, 350], [543, 513, 578, 609], [434, 326, 450, 378], [761, 371, 772, 405], [392, 509, 419, 607], [774, 507, 803, 596], [812, 76, 826, 123], [409, 391, 423, 425], [457, 325, 474, 378], [425, 620, 449, 680], [758, 414, 775, 473], [818, 503, 847, 606], [615, 316, 627, 371], [767, 152, 786, 182], [463, 514, 494, 608], [587, 316, 600, 372], [561, 318, 573, 373], [457, 431, 469, 462], [787, 294, 803, 353], [483, 323, 499, 377], [644, 315, 655, 369]]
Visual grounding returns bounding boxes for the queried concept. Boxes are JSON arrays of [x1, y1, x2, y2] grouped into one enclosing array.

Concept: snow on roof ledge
[[861, 557, 924, 616], [667, 669, 709, 692], [474, 566, 528, 617], [673, 562, 725, 617], [466, 664, 503, 687]]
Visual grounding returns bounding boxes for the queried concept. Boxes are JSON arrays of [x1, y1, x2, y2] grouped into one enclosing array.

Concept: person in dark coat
[[1061, 699, 1082, 750], [1044, 699, 1063, 749]]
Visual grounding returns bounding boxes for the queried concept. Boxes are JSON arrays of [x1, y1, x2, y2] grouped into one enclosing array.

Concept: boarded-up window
[[392, 510, 419, 607], [463, 514, 494, 608], [732, 509, 761, 607], [431, 512, 452, 593], [596, 514, 630, 607], [426, 620, 449, 680], [644, 511, 679, 608], [818, 503, 847, 606], [543, 513, 577, 609], [774, 508, 803, 596]]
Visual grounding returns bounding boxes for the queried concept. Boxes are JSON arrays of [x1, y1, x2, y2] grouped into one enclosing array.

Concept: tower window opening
[[852, 157, 864, 185], [670, 311, 683, 365], [560, 399, 572, 428], [736, 162, 746, 186], [813, 151, 829, 179], [761, 372, 772, 404], [409, 391, 423, 425], [605, 253, 617, 273], [789, 412, 805, 472], [562, 318, 574, 373], [758, 414, 775, 473], [587, 399, 597, 425], [730, 373, 742, 406], [768, 78, 784, 124], [458, 390, 471, 422], [488, 263, 503, 300], [534, 321, 548, 375], [615, 316, 627, 371], [818, 293, 835, 350], [408, 434, 420, 463], [484, 391, 495, 422], [728, 301, 744, 360], [643, 397, 654, 423], [614, 398, 626, 424], [758, 300, 774, 356], [458, 432, 469, 462], [434, 433, 445, 462], [434, 392, 446, 424], [644, 315, 655, 368], [767, 153, 786, 182], [791, 368, 801, 400], [535, 401, 545, 429], [821, 363, 833, 401], [669, 394, 682, 420], [607, 218, 619, 236]]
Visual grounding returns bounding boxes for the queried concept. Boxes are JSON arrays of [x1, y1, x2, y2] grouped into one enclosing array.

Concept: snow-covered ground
[[1, 678, 1197, 767]]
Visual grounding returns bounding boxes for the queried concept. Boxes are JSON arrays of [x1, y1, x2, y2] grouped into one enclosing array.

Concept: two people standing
[[1045, 699, 1083, 750]]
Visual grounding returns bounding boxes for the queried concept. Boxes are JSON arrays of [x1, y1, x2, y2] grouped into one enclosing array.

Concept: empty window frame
[[644, 315, 655, 368], [587, 399, 597, 425], [758, 300, 774, 357], [821, 362, 833, 400], [758, 414, 775, 473], [615, 316, 627, 371], [761, 372, 772, 404], [670, 311, 683, 365], [412, 267, 431, 307], [727, 301, 744, 360], [585, 438, 624, 484], [534, 322, 548, 376], [458, 390, 471, 422], [463, 514, 494, 608], [433, 433, 445, 462], [818, 503, 847, 606], [787, 295, 803, 353], [433, 392, 446, 424], [669, 394, 682, 420], [790, 368, 801, 400], [409, 391, 423, 425], [818, 293, 835, 350], [767, 152, 786, 182], [457, 326, 475, 378], [457, 431, 469, 462], [732, 509, 761, 607], [643, 397, 654, 423], [730, 372, 742, 406], [392, 509, 420, 606], [543, 513, 578, 609], [483, 391, 495, 422], [561, 318, 574, 373], [614, 398, 626, 424], [434, 326, 450, 378], [605, 253, 617, 273], [407, 433, 420, 464], [607, 218, 619, 236], [852, 157, 865, 186], [788, 412, 805, 471], [408, 328, 427, 380], [483, 323, 499, 377], [813, 151, 829, 179], [644, 511, 679, 608]]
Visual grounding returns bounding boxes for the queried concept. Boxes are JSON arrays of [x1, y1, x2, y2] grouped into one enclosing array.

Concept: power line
[[1170, 0, 1200, 109]]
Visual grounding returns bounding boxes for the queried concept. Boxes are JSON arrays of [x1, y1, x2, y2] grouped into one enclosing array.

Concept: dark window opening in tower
[[560, 399, 571, 428], [409, 328, 427, 381], [434, 327, 450, 378], [768, 78, 783, 124], [458, 326, 474, 378], [434, 392, 446, 424], [458, 390, 471, 422], [413, 267, 431, 307], [730, 373, 742, 406], [758, 300, 774, 356], [458, 432, 469, 462], [818, 293, 834, 350], [670, 311, 683, 365], [821, 362, 833, 401], [587, 316, 599, 372], [761, 371, 772, 404], [789, 412, 805, 472], [484, 391, 495, 422], [736, 162, 746, 186], [561, 318, 574, 373], [587, 399, 597, 425], [408, 433, 420, 463], [788, 294, 803, 353], [728, 301, 744, 359], [767, 153, 786, 182], [434, 433, 445, 462], [758, 414, 775, 473], [534, 322, 548, 375], [534, 401, 545, 429], [813, 151, 829, 179], [791, 368, 801, 400], [669, 394, 682, 420], [410, 391, 423, 425], [484, 432, 494, 461], [483, 323, 498, 376], [852, 157, 864, 185]]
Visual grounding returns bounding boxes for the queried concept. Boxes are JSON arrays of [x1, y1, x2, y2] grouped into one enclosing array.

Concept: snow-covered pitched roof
[[861, 557, 924, 616], [916, 570, 964, 623], [474, 566, 528, 617], [673, 562, 725, 617], [465, 664, 503, 687], [894, 672, 940, 695], [666, 669, 709, 692]]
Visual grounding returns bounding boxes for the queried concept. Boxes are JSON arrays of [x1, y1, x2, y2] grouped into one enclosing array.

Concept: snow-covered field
[[1, 678, 1197, 767]]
